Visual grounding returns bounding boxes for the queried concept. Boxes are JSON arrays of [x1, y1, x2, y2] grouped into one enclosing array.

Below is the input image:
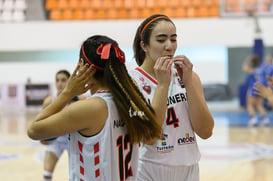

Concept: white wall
[[0, 17, 272, 51], [0, 17, 272, 85]]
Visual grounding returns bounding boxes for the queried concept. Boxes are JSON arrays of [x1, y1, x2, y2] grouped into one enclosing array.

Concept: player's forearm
[[152, 84, 169, 126], [186, 81, 214, 139], [35, 91, 72, 122]]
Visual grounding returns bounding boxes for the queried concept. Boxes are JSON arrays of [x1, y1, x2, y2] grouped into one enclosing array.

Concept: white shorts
[[137, 160, 199, 181], [45, 135, 68, 158]]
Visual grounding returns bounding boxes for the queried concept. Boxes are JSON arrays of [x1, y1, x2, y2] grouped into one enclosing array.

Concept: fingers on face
[[173, 56, 192, 69], [73, 63, 81, 76], [155, 57, 172, 70]]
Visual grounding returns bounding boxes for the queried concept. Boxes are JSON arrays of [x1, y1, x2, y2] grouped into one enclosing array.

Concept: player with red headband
[[130, 14, 214, 181], [28, 35, 162, 181]]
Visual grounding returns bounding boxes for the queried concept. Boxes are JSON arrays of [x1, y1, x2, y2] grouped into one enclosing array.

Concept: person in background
[[129, 14, 214, 181], [255, 76, 273, 105], [254, 54, 273, 125], [260, 54, 273, 109], [28, 35, 162, 181], [242, 54, 270, 126], [261, 54, 273, 78], [40, 69, 85, 181]]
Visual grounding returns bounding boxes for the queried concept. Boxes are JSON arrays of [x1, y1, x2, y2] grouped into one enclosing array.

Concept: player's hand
[[254, 82, 273, 99], [154, 56, 172, 87], [266, 75, 273, 87], [64, 63, 95, 97], [173, 55, 193, 86]]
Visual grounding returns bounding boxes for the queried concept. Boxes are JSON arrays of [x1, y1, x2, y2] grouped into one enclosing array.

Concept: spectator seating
[[0, 0, 27, 22], [44, 0, 221, 20]]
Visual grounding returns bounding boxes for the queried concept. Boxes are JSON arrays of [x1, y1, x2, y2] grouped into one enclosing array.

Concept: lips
[[164, 55, 173, 58]]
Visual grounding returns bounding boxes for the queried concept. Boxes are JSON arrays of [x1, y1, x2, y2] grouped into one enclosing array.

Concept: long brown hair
[[80, 35, 162, 144]]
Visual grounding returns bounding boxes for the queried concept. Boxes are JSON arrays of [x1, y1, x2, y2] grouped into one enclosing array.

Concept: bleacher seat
[[43, 0, 221, 20], [14, 0, 26, 11], [175, 7, 187, 18], [1, 9, 13, 22], [13, 9, 25, 21], [3, 0, 14, 10], [73, 8, 84, 20], [96, 8, 106, 19], [107, 8, 118, 19], [62, 8, 73, 20], [0, 0, 3, 11], [91, 0, 102, 9], [114, 0, 123, 9], [49, 9, 62, 20], [181, 0, 191, 8], [58, 0, 69, 10], [169, 0, 179, 8], [68, 0, 79, 9], [45, 0, 57, 10], [128, 8, 139, 19], [146, 0, 154, 8], [156, 0, 167, 8], [120, 8, 130, 19], [85, 9, 95, 19]]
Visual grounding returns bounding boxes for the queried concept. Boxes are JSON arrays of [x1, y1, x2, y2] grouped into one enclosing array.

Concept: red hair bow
[[96, 43, 125, 64]]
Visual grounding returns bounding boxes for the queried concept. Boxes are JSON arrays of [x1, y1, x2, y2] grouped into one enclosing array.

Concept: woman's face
[[143, 21, 177, 62], [55, 73, 69, 95]]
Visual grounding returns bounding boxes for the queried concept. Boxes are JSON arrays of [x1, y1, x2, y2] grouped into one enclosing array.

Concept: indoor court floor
[[1, 99, 273, 181]]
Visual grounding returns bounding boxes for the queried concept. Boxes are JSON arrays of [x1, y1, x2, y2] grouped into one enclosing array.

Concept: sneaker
[[248, 117, 258, 127], [260, 118, 270, 127]]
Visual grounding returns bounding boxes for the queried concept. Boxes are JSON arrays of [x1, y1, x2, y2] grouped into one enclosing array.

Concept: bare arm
[[28, 97, 107, 140], [152, 57, 172, 127], [138, 57, 172, 145], [185, 72, 214, 139], [42, 95, 53, 109], [173, 55, 214, 139]]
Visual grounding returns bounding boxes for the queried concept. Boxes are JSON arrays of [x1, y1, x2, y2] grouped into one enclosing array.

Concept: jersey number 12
[[117, 134, 133, 181]]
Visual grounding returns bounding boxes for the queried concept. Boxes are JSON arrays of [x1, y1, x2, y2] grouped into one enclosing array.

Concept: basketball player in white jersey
[[28, 35, 162, 181], [40, 69, 85, 181], [130, 14, 214, 181]]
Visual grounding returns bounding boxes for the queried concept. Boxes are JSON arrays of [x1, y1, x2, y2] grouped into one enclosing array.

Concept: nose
[[165, 40, 172, 51]]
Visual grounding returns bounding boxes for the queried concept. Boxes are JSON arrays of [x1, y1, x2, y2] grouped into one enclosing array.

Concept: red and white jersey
[[68, 92, 139, 181], [129, 67, 200, 166]]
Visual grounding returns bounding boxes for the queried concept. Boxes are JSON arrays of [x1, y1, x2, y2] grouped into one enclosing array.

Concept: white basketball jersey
[[129, 67, 200, 166], [68, 92, 139, 181]]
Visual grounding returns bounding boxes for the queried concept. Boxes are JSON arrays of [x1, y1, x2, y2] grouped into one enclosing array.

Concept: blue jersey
[[247, 66, 267, 97], [261, 63, 273, 86]]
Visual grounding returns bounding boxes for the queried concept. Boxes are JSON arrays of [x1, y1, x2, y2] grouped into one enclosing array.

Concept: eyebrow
[[155, 34, 177, 38]]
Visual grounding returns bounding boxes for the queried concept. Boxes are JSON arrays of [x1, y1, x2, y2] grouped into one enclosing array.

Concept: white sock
[[43, 170, 52, 181]]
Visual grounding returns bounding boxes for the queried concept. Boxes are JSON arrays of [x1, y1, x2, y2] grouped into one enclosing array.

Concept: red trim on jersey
[[95, 169, 100, 177], [80, 166, 84, 175], [135, 67, 158, 85], [94, 142, 99, 153], [78, 141, 83, 152], [94, 155, 100, 165], [80, 154, 83, 163]]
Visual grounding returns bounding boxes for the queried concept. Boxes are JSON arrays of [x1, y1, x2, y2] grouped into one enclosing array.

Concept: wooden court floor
[[1, 106, 273, 181]]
